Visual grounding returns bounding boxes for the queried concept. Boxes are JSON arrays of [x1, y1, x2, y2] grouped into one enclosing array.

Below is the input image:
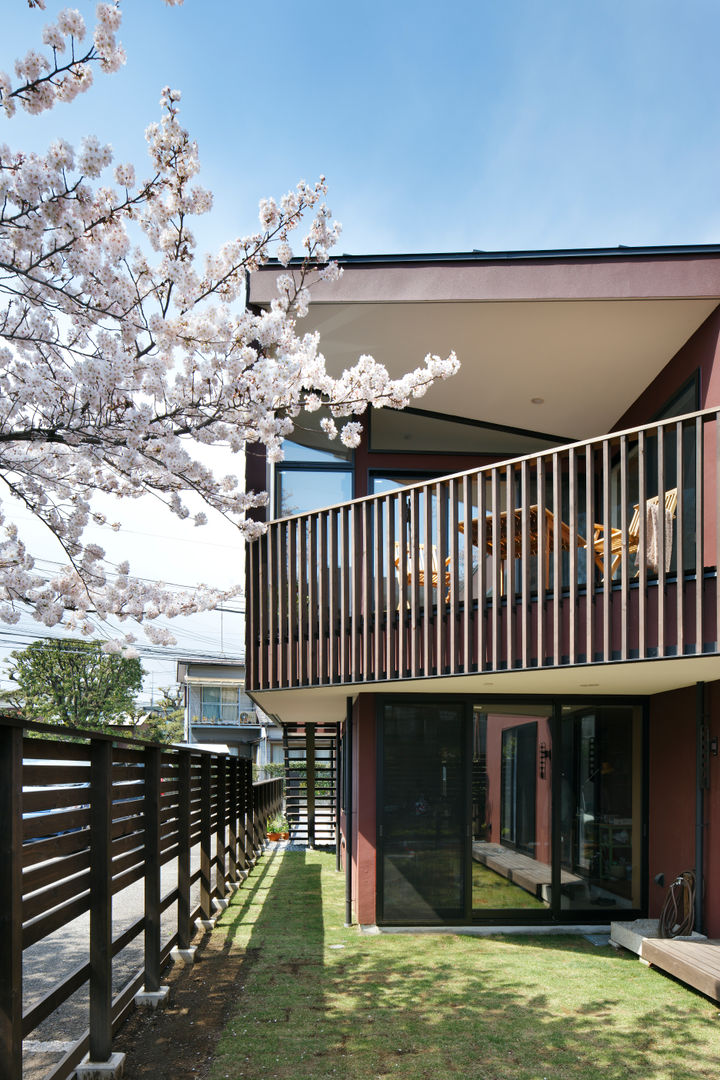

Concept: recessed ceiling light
[[579, 682, 600, 687], [531, 397, 545, 405]]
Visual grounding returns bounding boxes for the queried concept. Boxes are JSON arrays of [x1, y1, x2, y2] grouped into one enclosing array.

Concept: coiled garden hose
[[658, 870, 696, 938]]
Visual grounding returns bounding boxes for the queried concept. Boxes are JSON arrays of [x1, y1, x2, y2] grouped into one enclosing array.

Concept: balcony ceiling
[[250, 653, 720, 728], [249, 250, 720, 440], [300, 298, 716, 439]]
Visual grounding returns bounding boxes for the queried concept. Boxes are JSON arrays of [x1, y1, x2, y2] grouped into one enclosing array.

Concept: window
[[200, 686, 240, 724], [275, 410, 353, 517]]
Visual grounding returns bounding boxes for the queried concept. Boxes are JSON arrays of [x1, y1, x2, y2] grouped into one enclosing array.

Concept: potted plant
[[266, 812, 289, 841]]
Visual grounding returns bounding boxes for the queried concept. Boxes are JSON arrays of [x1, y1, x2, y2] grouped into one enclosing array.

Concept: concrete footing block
[[75, 1052, 126, 1079], [170, 945, 197, 965], [226, 881, 240, 894], [213, 897, 230, 912], [135, 986, 170, 1009], [197, 917, 217, 931]]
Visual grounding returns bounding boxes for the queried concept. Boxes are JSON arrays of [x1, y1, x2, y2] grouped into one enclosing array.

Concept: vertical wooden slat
[[257, 534, 267, 688], [462, 474, 472, 672], [362, 502, 372, 680], [409, 487, 420, 678], [143, 745, 162, 993], [386, 495, 396, 678], [89, 738, 112, 1063], [299, 519, 309, 685], [657, 425, 666, 656], [329, 509, 339, 682], [675, 422, 684, 657], [319, 513, 328, 683], [177, 750, 192, 949], [568, 447, 578, 666], [696, 416, 704, 653], [422, 485, 433, 675], [309, 514, 318, 683], [448, 478, 459, 674], [199, 754, 212, 920], [436, 481, 448, 675], [552, 454, 561, 665], [520, 459, 530, 668], [268, 524, 278, 690], [491, 469, 501, 671], [352, 504, 363, 681], [246, 541, 257, 690], [288, 520, 298, 687], [228, 757, 238, 883], [340, 507, 349, 681], [583, 446, 593, 664], [619, 436, 628, 661], [602, 440, 611, 663], [216, 755, 226, 899], [637, 432, 647, 658], [306, 725, 316, 850], [399, 492, 409, 678], [0, 725, 22, 1080], [505, 465, 515, 670], [536, 458, 546, 668], [278, 524, 288, 687], [373, 498, 383, 680], [477, 472, 486, 671]]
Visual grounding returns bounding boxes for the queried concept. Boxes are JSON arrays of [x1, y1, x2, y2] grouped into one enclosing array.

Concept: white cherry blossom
[[0, 1, 459, 648]]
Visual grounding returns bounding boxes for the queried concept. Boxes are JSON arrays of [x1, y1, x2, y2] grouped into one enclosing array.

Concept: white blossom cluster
[[0, 1, 459, 647]]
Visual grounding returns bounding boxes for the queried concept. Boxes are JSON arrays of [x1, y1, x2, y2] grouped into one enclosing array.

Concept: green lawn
[[210, 850, 719, 1080]]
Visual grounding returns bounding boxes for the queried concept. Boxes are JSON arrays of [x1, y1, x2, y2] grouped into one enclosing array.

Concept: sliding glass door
[[379, 701, 467, 923], [377, 697, 644, 925]]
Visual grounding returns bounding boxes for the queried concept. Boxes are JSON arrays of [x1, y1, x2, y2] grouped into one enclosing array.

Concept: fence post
[[227, 757, 238, 885], [177, 749, 193, 949], [0, 724, 22, 1080], [88, 737, 114, 1065], [140, 744, 163, 998], [199, 754, 213, 925], [306, 725, 316, 849], [215, 755, 226, 903], [237, 759, 249, 875]]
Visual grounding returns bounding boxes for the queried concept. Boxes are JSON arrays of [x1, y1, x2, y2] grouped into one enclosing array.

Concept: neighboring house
[[245, 245, 720, 932], [176, 659, 282, 767]]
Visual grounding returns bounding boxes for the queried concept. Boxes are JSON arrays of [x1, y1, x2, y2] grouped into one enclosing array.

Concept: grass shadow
[[209, 851, 719, 1080]]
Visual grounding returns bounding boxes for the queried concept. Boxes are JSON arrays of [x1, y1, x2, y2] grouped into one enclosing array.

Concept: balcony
[[247, 407, 720, 691], [191, 707, 260, 727]]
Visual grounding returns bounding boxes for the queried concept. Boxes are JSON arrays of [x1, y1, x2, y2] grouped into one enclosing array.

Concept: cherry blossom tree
[[0, 1, 459, 649]]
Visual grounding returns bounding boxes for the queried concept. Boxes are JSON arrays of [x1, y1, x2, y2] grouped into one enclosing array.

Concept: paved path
[[22, 846, 203, 1080]]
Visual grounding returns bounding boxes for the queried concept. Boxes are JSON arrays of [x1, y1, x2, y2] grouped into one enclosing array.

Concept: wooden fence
[[0, 715, 283, 1080]]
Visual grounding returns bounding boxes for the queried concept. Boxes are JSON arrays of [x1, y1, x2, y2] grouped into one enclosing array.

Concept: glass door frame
[[375, 693, 648, 926]]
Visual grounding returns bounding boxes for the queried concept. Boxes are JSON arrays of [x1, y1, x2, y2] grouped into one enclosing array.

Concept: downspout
[[344, 697, 353, 927], [695, 681, 706, 933]]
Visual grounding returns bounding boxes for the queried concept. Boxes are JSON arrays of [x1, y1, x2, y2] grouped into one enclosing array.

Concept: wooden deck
[[641, 937, 720, 1002], [472, 842, 585, 902]]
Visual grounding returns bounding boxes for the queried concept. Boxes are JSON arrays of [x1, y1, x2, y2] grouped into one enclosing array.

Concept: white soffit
[[251, 653, 720, 728], [299, 298, 717, 439]]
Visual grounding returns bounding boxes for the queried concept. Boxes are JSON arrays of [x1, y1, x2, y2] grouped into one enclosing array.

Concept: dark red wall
[[648, 679, 720, 937], [352, 694, 377, 925], [614, 304, 720, 429]]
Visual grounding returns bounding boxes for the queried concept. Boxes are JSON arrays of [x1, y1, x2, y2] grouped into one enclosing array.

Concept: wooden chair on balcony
[[593, 488, 678, 579], [394, 542, 451, 597]]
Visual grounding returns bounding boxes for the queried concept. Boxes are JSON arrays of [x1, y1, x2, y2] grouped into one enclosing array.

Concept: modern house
[[244, 245, 720, 933], [176, 658, 283, 768]]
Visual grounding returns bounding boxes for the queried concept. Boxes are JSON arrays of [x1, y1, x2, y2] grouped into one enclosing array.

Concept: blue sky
[[6, 1, 720, 255], [3, 0, 720, 697]]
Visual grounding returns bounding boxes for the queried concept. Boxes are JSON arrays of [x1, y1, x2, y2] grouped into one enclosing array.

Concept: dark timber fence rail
[[0, 716, 283, 1080], [248, 406, 720, 688]]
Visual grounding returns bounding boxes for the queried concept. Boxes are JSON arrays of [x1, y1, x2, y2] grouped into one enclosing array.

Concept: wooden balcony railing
[[247, 407, 720, 690]]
